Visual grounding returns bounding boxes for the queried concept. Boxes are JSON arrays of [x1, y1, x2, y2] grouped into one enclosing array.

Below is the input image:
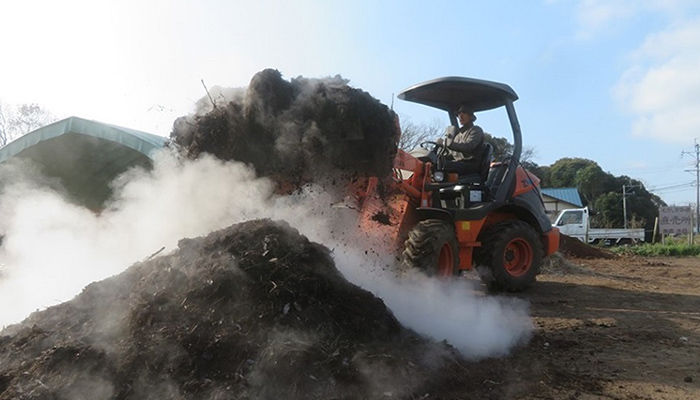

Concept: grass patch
[[611, 243, 700, 257]]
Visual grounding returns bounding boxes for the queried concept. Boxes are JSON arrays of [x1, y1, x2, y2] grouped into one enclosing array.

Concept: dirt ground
[[473, 254, 700, 400]]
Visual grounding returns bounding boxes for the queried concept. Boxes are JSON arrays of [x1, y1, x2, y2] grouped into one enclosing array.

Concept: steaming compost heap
[[0, 220, 470, 399], [170, 69, 400, 190]]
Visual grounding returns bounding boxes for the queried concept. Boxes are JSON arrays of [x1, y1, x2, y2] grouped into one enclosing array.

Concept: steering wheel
[[419, 140, 450, 170], [420, 141, 439, 151]]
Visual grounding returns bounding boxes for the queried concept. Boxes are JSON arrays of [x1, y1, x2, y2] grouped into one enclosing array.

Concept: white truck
[[553, 207, 645, 245]]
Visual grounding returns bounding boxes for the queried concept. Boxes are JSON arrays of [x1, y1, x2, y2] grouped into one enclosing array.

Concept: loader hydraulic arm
[[393, 149, 432, 207]]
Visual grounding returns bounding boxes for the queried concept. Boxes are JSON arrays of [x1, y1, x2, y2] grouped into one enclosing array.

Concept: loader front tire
[[401, 219, 458, 277], [476, 221, 542, 291]]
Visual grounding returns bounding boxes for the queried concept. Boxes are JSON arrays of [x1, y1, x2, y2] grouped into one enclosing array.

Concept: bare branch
[[201, 79, 218, 110], [398, 117, 443, 151], [3, 103, 57, 144], [0, 103, 7, 147]]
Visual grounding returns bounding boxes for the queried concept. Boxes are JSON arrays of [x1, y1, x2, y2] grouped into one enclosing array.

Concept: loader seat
[[457, 143, 493, 185]]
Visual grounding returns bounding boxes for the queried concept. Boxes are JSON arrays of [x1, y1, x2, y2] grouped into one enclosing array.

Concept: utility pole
[[682, 139, 700, 233], [622, 183, 641, 229], [623, 185, 628, 230]]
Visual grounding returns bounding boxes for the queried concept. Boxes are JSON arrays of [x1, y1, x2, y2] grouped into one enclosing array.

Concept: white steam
[[0, 151, 531, 358], [326, 244, 532, 359]]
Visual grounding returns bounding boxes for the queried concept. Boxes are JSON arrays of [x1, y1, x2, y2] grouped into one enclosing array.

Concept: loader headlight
[[434, 171, 445, 182]]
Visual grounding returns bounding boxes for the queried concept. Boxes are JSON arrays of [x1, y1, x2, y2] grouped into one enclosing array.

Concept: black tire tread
[[476, 220, 543, 291], [400, 219, 458, 276]]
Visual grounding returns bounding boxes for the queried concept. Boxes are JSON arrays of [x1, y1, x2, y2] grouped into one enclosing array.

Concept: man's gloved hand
[[436, 138, 445, 146]]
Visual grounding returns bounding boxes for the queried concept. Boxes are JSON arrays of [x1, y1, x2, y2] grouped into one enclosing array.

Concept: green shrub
[[612, 243, 700, 257]]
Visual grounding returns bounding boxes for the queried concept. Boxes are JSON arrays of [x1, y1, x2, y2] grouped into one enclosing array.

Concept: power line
[[649, 181, 696, 192], [657, 187, 695, 196]]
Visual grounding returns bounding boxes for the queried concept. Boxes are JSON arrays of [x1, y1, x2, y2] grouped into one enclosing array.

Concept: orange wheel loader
[[355, 77, 559, 291]]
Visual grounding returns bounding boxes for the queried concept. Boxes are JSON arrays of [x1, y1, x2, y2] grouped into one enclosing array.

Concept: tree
[[0, 103, 56, 146], [616, 177, 658, 234], [543, 157, 660, 236], [575, 163, 611, 206], [523, 162, 550, 186], [398, 117, 443, 151], [587, 176, 658, 235], [482, 132, 537, 165], [0, 103, 7, 147], [483, 133, 512, 161], [650, 193, 667, 209], [548, 158, 597, 187], [591, 192, 623, 228], [9, 103, 56, 137]]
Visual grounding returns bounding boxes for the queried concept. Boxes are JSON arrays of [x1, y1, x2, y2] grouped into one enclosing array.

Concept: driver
[[437, 104, 485, 175]]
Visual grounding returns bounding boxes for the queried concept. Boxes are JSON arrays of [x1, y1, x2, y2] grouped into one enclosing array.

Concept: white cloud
[[573, 0, 657, 41], [575, 0, 636, 39], [614, 17, 700, 143], [573, 0, 700, 39]]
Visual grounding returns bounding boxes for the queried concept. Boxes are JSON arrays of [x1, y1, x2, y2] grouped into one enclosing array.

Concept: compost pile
[[170, 69, 400, 191], [0, 219, 474, 399], [557, 233, 617, 259]]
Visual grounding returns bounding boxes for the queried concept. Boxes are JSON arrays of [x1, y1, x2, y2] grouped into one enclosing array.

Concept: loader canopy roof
[[0, 116, 167, 210], [397, 76, 518, 113]]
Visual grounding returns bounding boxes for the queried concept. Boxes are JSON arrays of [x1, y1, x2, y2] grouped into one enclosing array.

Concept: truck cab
[[554, 207, 645, 245], [554, 208, 588, 237]]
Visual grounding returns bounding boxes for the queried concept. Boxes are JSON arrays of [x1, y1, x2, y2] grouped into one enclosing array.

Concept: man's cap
[[456, 104, 474, 114], [456, 104, 476, 121]]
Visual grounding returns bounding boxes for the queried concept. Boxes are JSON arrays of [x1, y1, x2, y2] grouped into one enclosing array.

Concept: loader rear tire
[[476, 221, 542, 292], [400, 219, 458, 277]]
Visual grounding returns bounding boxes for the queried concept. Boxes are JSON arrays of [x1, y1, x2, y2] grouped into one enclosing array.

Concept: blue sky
[[1, 0, 700, 206]]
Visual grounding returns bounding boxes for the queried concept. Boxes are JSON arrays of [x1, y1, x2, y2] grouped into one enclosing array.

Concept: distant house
[[0, 116, 167, 210], [541, 188, 583, 220]]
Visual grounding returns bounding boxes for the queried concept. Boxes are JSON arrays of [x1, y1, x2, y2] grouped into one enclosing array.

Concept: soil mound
[[0, 219, 467, 399], [558, 233, 617, 259], [170, 69, 400, 191]]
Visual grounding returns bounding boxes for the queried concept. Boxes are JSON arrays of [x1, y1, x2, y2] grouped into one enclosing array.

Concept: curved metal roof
[[0, 116, 168, 210]]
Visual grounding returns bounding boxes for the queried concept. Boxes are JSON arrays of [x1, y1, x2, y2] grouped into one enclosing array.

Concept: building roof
[[0, 116, 166, 163], [0, 116, 168, 210], [541, 188, 583, 207]]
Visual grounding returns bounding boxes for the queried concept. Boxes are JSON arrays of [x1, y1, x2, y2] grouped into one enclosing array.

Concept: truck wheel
[[476, 221, 542, 291], [401, 219, 458, 277]]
